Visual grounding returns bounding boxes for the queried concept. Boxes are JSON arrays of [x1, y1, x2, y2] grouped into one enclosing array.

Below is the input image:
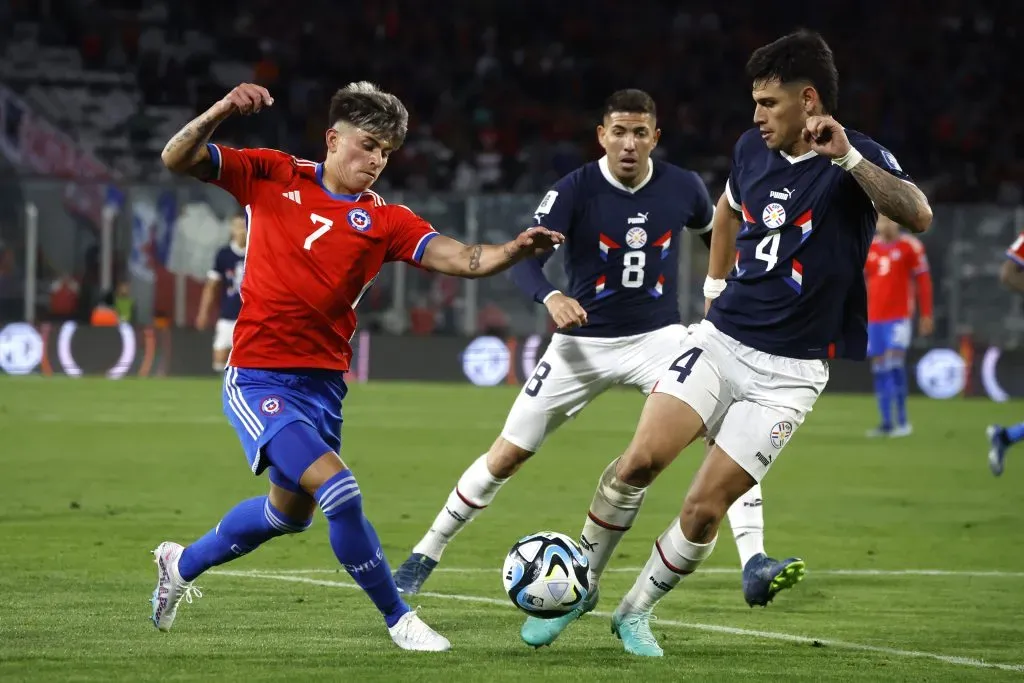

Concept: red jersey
[[1007, 231, 1024, 267], [206, 144, 438, 371], [865, 234, 933, 323]]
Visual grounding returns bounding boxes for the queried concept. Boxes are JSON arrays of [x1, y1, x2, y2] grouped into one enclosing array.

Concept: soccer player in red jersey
[[987, 231, 1024, 475], [864, 214, 934, 437], [149, 82, 563, 651]]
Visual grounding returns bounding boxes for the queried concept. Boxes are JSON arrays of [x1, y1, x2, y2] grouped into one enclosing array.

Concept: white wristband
[[831, 147, 864, 171], [703, 276, 727, 299]]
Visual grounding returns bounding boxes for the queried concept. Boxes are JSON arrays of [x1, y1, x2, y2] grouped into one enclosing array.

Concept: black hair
[[602, 89, 657, 120], [746, 30, 839, 114]]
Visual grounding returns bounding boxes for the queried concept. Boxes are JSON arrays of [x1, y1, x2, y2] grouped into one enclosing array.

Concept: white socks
[[412, 455, 507, 561], [578, 458, 647, 589], [618, 519, 717, 615], [727, 483, 766, 569]]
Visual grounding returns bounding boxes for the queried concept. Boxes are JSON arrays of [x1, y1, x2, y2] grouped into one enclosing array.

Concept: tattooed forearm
[[849, 159, 932, 233], [468, 244, 483, 271], [163, 122, 202, 156], [161, 104, 232, 178]]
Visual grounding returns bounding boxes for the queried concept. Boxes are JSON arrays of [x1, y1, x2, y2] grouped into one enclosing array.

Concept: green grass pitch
[[1, 377, 1023, 681]]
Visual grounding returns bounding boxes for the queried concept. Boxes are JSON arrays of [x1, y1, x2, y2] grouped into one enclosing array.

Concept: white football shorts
[[501, 324, 690, 452], [213, 318, 236, 351], [652, 319, 829, 482]]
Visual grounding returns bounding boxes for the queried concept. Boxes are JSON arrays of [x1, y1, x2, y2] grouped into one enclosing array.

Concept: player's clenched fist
[[544, 292, 588, 330], [219, 83, 274, 116], [802, 115, 851, 158], [510, 226, 565, 258]]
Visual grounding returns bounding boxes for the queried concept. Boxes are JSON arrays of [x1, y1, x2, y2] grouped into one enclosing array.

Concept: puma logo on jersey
[[627, 211, 649, 225], [282, 190, 302, 204], [769, 187, 795, 201]]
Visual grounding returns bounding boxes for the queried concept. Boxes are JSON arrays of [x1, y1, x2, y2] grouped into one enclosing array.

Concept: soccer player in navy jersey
[[394, 90, 805, 645], [150, 81, 563, 651], [196, 214, 247, 371], [563, 31, 932, 656]]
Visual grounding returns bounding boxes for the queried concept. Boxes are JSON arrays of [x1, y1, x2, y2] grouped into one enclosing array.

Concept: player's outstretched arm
[[161, 83, 274, 179], [803, 116, 932, 234], [419, 227, 565, 279], [704, 193, 741, 314]]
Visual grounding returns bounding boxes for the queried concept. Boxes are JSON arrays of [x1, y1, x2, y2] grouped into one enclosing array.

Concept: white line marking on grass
[[210, 569, 1024, 673], [252, 567, 1024, 578]]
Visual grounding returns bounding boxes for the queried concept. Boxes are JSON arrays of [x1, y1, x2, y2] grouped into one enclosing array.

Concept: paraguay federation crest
[[762, 202, 786, 229], [625, 226, 648, 249], [769, 421, 794, 449], [347, 208, 372, 232]]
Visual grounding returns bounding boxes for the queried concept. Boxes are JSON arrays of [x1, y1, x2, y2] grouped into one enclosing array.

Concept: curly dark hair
[[746, 30, 839, 114]]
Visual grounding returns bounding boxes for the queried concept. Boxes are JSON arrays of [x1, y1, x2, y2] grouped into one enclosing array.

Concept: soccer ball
[[502, 531, 590, 618]]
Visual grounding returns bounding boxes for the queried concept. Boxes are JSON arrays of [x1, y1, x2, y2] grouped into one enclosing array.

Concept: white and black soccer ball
[[502, 531, 590, 618]]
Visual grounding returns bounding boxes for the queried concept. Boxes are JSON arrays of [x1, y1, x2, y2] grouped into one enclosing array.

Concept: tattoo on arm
[[163, 108, 227, 179], [468, 245, 483, 271], [164, 122, 201, 156], [849, 159, 927, 227]]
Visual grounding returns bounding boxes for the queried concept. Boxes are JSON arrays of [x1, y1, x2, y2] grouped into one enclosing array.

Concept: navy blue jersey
[[209, 243, 246, 320], [707, 128, 913, 360], [510, 157, 714, 337]]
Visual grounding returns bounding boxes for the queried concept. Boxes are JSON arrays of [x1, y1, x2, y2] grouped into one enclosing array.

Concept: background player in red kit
[[149, 82, 563, 652], [986, 231, 1024, 475], [864, 215, 933, 437]]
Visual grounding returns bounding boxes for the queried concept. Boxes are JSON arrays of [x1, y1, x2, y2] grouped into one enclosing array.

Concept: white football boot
[[151, 541, 203, 631], [387, 609, 451, 651]]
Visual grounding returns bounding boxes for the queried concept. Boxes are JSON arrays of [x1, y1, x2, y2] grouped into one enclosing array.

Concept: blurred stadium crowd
[[1, 0, 1021, 203]]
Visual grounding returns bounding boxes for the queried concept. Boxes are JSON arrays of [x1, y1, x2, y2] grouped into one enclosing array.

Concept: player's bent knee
[[680, 477, 738, 542], [264, 498, 314, 536], [268, 483, 316, 529], [618, 394, 704, 487], [680, 495, 726, 543], [487, 437, 535, 478], [617, 445, 666, 488]]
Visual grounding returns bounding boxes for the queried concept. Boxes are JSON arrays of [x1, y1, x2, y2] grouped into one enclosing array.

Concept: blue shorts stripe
[[229, 367, 265, 435], [224, 368, 262, 439]]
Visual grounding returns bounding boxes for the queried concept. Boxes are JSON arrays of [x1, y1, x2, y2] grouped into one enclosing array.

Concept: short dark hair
[[745, 30, 839, 114], [328, 81, 409, 148], [602, 89, 657, 120]]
